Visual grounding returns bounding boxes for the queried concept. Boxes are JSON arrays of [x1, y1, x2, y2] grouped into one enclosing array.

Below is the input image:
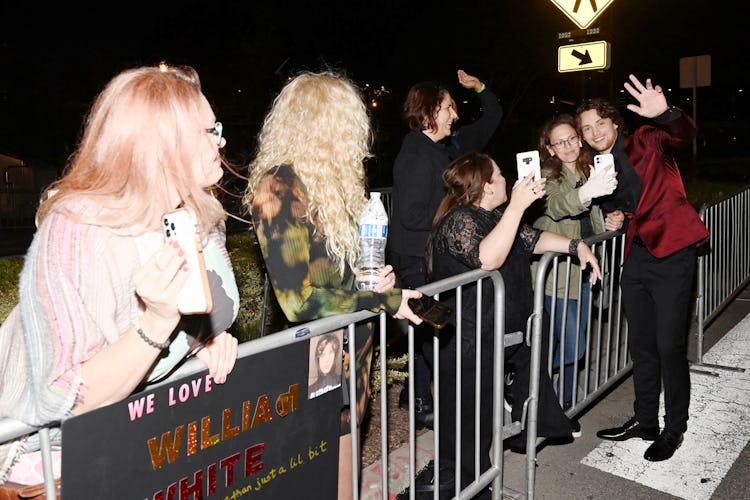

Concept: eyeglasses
[[206, 121, 223, 145], [550, 135, 579, 150]]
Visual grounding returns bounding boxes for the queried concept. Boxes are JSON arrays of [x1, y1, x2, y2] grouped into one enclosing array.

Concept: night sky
[[1, 0, 747, 186]]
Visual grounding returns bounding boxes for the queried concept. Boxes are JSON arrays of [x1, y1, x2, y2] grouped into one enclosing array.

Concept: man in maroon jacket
[[576, 74, 709, 462]]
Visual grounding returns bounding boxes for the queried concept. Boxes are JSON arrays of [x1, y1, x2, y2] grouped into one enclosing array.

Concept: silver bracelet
[[137, 326, 170, 350], [569, 238, 581, 256]]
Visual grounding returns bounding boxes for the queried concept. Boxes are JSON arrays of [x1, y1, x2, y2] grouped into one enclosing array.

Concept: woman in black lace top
[[428, 152, 601, 491]]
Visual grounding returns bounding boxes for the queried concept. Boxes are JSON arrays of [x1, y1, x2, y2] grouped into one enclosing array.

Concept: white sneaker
[[504, 371, 514, 412], [571, 419, 582, 438]]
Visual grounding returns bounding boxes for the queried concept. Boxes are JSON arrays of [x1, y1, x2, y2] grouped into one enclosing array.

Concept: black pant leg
[[506, 343, 572, 440], [621, 244, 696, 432], [438, 327, 494, 482], [390, 252, 434, 400], [620, 246, 662, 428], [648, 246, 696, 433]]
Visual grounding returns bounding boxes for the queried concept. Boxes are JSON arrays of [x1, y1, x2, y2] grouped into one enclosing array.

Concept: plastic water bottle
[[356, 191, 388, 291]]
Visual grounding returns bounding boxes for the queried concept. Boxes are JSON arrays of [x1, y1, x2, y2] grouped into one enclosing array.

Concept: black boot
[[414, 397, 434, 429], [395, 460, 454, 500], [398, 387, 434, 429]]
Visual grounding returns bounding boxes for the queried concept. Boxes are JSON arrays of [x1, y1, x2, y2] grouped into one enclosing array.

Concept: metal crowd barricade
[[414, 269, 538, 500], [532, 231, 632, 422], [534, 180, 750, 422], [694, 185, 750, 372], [5, 184, 750, 499], [0, 267, 543, 500], [0, 421, 58, 499]]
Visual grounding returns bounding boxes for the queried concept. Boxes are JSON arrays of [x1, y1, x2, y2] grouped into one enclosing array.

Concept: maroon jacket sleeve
[[624, 108, 709, 258]]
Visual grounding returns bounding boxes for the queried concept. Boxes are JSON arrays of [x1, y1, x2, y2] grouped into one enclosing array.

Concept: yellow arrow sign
[[549, 0, 615, 29], [558, 41, 611, 73]]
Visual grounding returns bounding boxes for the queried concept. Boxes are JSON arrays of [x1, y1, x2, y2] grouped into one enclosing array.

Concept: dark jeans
[[545, 280, 590, 404]]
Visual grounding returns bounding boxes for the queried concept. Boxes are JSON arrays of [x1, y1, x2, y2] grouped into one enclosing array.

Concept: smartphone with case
[[516, 150, 541, 181], [407, 295, 453, 330], [593, 153, 615, 174], [162, 208, 213, 315]]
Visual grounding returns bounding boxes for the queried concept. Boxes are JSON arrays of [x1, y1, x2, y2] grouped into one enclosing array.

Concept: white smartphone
[[516, 150, 541, 181], [162, 208, 213, 315], [593, 153, 615, 174]]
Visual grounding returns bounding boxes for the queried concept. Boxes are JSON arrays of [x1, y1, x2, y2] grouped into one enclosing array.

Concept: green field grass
[[685, 181, 747, 211]]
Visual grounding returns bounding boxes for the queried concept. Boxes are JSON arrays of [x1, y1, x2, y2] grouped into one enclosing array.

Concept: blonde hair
[[244, 71, 371, 276], [36, 65, 225, 235]]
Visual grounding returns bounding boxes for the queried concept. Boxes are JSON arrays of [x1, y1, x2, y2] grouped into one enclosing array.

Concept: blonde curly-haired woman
[[244, 70, 422, 499]]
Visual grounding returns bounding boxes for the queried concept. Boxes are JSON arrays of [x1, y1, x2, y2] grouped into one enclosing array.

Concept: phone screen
[[407, 296, 453, 329]]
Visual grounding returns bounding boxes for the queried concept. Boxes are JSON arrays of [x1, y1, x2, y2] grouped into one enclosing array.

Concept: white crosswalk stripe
[[581, 314, 750, 499]]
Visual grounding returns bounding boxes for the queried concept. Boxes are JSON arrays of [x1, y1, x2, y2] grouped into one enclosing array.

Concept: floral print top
[[250, 164, 402, 320], [250, 164, 403, 431]]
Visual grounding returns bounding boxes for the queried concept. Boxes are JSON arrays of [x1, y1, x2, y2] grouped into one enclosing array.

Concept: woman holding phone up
[[531, 113, 617, 409], [0, 64, 239, 488], [424, 152, 600, 496]]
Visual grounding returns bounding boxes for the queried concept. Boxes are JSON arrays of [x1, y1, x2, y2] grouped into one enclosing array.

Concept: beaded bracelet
[[137, 326, 170, 350], [569, 238, 581, 256]]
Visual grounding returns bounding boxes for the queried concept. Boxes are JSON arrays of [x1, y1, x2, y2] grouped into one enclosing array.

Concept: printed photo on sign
[[308, 331, 343, 399]]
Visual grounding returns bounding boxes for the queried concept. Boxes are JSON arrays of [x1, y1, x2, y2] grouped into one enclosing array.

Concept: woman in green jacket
[[532, 113, 617, 408]]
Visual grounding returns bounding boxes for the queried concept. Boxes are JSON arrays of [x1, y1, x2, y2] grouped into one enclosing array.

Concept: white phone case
[[162, 208, 213, 315], [594, 153, 615, 174], [516, 150, 541, 181]]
